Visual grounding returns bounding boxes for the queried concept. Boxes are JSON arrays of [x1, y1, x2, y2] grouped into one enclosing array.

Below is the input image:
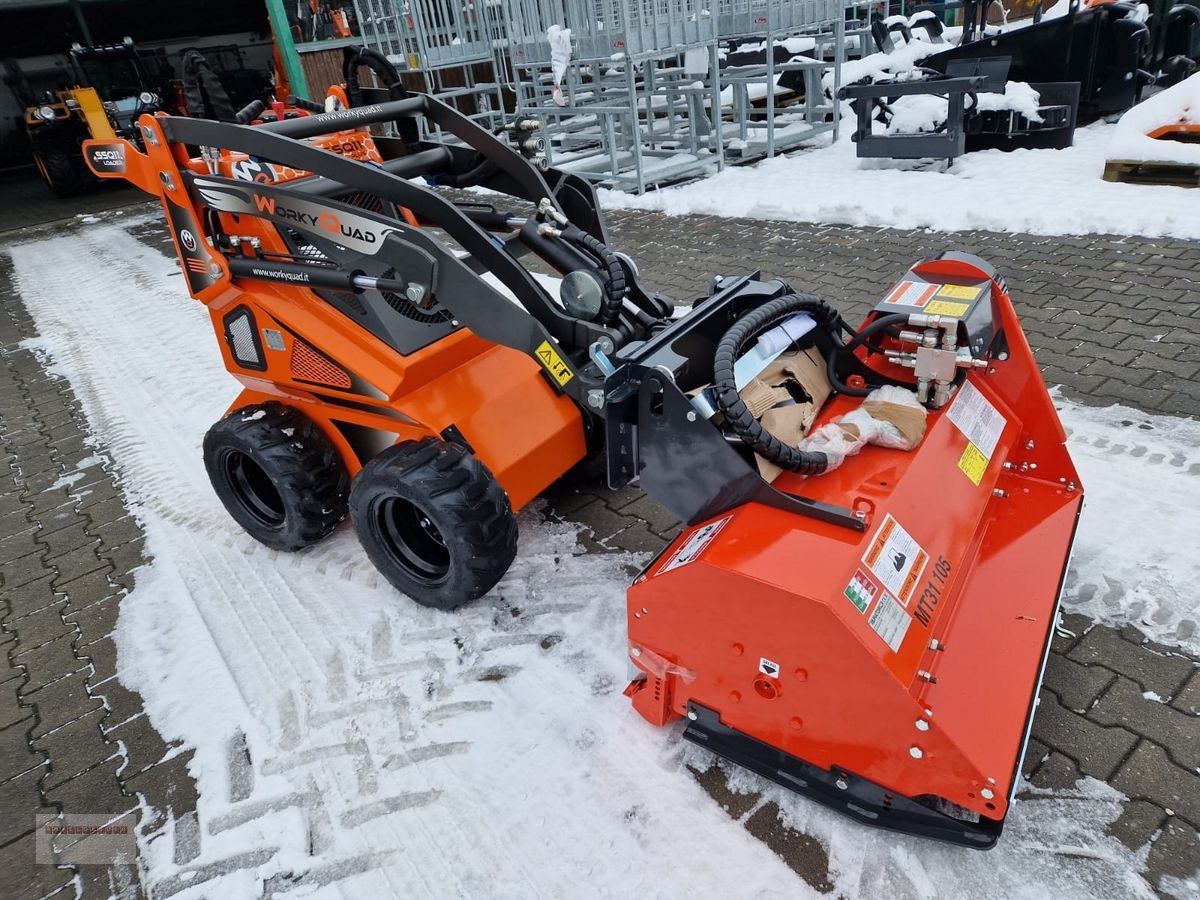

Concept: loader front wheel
[[203, 402, 350, 551], [350, 438, 518, 610], [38, 150, 89, 198]]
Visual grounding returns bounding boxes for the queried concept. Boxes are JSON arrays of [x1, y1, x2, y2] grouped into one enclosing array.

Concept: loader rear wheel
[[203, 402, 349, 551], [350, 438, 518, 610]]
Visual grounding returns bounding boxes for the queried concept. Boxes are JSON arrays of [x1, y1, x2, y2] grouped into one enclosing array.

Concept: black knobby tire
[[350, 437, 518, 610], [203, 402, 350, 551], [39, 150, 89, 198]]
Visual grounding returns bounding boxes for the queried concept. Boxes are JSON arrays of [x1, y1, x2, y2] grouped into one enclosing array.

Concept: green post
[[264, 0, 311, 99]]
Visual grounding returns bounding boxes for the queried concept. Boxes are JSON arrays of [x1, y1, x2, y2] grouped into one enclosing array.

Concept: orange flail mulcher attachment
[[625, 256, 1082, 848]]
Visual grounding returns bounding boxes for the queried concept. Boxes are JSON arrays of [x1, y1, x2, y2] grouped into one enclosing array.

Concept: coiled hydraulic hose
[[557, 225, 626, 326], [713, 293, 841, 474]]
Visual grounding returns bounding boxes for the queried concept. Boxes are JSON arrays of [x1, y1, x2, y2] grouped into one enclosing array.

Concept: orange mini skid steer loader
[[82, 74, 1081, 848]]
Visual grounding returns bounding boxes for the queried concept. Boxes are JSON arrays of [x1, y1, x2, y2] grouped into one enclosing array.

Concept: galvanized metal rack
[[354, 0, 505, 127], [501, 0, 727, 193]]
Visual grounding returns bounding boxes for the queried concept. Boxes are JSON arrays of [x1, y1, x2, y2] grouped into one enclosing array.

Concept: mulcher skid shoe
[[624, 256, 1083, 848]]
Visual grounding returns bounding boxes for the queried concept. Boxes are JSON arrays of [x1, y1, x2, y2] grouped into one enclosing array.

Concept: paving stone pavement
[[0, 251, 197, 899], [0, 201, 1197, 897]]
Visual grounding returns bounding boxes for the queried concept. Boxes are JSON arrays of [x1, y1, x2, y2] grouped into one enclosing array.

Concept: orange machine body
[[83, 116, 585, 509], [627, 259, 1081, 836]]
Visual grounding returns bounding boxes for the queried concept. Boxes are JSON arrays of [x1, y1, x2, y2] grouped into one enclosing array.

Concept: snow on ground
[[1059, 397, 1200, 649], [5, 217, 1184, 898], [602, 122, 1200, 240]]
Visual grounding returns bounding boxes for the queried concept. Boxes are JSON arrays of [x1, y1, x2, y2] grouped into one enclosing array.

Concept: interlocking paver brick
[[0, 547, 53, 591], [0, 766, 51, 844], [47, 543, 109, 587], [1172, 672, 1200, 717], [1145, 820, 1200, 898], [64, 593, 122, 641], [0, 680, 34, 731], [92, 515, 143, 550], [1091, 676, 1200, 771], [1029, 752, 1081, 789], [1044, 652, 1115, 713], [79, 636, 118, 684], [56, 566, 119, 610], [124, 751, 198, 818], [4, 572, 60, 619], [38, 520, 100, 560], [39, 708, 122, 791], [0, 720, 43, 783], [24, 671, 104, 737], [107, 713, 172, 779], [99, 680, 147, 732], [44, 754, 138, 820], [1106, 799, 1167, 851], [0, 830, 77, 899], [8, 600, 72, 652], [1113, 742, 1200, 826], [1068, 626, 1194, 698], [1030, 689, 1138, 781], [16, 633, 90, 691]]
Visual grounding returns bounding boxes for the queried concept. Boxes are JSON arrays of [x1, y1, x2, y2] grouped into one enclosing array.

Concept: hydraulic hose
[[558, 224, 626, 326], [713, 293, 841, 474], [841, 312, 908, 353], [829, 312, 915, 397], [436, 155, 499, 188]]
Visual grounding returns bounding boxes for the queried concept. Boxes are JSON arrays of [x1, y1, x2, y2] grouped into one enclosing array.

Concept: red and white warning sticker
[[883, 280, 938, 308], [862, 513, 929, 607], [658, 515, 731, 575]]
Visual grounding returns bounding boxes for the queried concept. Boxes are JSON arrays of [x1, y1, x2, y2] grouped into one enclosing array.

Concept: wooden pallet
[[1103, 158, 1200, 188]]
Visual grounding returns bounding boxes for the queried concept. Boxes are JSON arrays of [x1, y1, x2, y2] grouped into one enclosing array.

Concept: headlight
[[36, 105, 56, 122], [139, 91, 156, 105]]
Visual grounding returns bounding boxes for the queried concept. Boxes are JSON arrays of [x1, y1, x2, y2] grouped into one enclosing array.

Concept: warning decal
[[883, 280, 937, 308], [535, 340, 574, 386], [934, 283, 984, 301], [868, 591, 912, 652], [862, 514, 929, 607], [843, 568, 878, 614], [658, 515, 731, 575], [925, 300, 970, 317], [759, 657, 780, 678], [958, 442, 989, 486], [947, 380, 1007, 459]]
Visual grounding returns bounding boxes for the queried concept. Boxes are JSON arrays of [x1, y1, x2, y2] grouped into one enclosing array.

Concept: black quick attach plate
[[605, 275, 866, 530], [683, 704, 1003, 849]]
